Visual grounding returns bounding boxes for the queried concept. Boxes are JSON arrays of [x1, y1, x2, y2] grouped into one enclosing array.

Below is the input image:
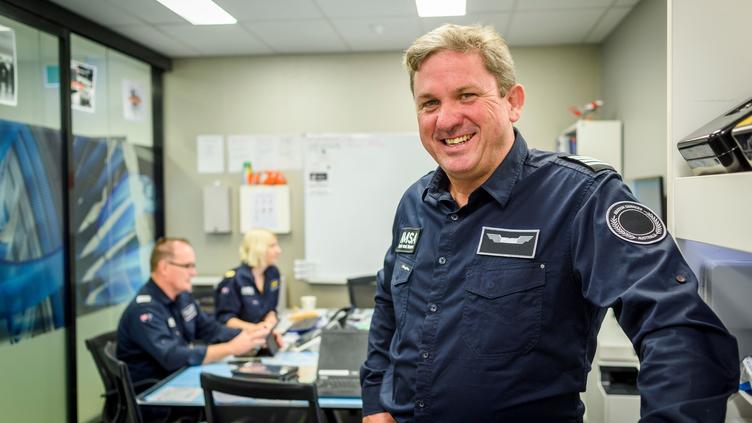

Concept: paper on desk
[[148, 387, 202, 402]]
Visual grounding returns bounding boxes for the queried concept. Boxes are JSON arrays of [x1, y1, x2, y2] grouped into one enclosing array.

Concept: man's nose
[[435, 102, 463, 134]]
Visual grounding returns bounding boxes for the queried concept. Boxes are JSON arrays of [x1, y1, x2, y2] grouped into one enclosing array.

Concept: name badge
[[181, 303, 197, 322], [395, 227, 421, 254], [167, 317, 176, 328], [241, 286, 254, 296], [477, 226, 539, 259]]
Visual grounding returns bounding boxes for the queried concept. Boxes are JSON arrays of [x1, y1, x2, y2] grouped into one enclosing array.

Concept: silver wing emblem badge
[[487, 234, 534, 245]]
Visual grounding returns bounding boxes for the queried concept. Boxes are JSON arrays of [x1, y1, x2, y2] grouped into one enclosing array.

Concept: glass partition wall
[[0, 13, 67, 422], [0, 3, 166, 422], [71, 34, 157, 422]]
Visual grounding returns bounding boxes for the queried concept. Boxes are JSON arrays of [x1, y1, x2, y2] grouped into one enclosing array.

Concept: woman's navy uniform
[[214, 264, 280, 324]]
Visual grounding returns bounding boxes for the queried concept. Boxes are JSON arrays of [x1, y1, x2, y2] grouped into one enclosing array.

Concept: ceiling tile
[[159, 24, 273, 55], [331, 17, 423, 51], [420, 13, 512, 36], [51, 0, 142, 25], [216, 0, 324, 21], [468, 0, 516, 14], [105, 0, 189, 25], [315, 0, 416, 19], [507, 9, 604, 45], [111, 24, 200, 57], [515, 0, 613, 10], [244, 20, 349, 53], [585, 6, 632, 43]]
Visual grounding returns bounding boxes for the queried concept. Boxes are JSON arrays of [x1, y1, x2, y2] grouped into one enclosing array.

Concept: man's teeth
[[444, 134, 472, 145]]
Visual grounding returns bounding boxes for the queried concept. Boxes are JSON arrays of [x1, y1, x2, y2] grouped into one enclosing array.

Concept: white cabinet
[[239, 185, 291, 234], [667, 0, 752, 255], [559, 120, 623, 174]]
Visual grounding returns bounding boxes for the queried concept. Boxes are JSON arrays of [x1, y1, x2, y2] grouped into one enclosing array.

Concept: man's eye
[[460, 93, 477, 100], [421, 100, 439, 109]]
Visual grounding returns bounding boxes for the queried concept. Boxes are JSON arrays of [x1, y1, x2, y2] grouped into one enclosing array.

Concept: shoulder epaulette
[[560, 155, 615, 172]]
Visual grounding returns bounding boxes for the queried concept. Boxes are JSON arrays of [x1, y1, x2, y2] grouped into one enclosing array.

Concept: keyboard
[[316, 377, 362, 397]]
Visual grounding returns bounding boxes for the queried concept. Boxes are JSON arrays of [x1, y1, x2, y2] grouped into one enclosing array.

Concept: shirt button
[[428, 303, 438, 313], [421, 351, 430, 359], [416, 400, 425, 408], [450, 214, 458, 221], [438, 256, 446, 265], [676, 275, 687, 284]]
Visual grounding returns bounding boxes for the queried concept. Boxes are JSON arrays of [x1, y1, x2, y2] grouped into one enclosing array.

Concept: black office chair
[[85, 331, 120, 423], [102, 342, 144, 423], [200, 372, 323, 423], [346, 275, 377, 309]]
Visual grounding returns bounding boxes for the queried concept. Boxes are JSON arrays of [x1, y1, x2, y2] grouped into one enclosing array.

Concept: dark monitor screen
[[629, 176, 666, 222]]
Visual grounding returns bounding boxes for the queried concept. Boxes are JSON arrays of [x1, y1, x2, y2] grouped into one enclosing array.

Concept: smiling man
[[360, 24, 739, 423]]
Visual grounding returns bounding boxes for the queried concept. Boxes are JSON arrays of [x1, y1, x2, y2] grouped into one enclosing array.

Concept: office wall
[[164, 47, 601, 307], [600, 0, 667, 181]]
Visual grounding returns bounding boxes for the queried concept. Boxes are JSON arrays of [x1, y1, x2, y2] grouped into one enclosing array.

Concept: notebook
[[315, 329, 370, 398]]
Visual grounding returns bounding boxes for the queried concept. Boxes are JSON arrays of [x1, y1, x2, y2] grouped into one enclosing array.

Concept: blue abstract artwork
[[73, 136, 155, 316], [0, 119, 65, 343]]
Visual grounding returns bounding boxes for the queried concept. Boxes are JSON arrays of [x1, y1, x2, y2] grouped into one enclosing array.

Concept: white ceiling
[[49, 0, 640, 58]]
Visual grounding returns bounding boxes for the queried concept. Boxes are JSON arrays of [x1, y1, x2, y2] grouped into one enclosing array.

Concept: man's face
[[162, 242, 197, 294], [413, 50, 523, 188]]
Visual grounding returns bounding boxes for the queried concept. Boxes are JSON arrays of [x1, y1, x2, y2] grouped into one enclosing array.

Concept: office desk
[[137, 351, 363, 410]]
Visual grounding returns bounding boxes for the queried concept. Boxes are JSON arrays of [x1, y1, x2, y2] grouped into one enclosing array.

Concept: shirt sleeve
[[195, 299, 241, 344], [126, 303, 208, 372], [570, 172, 740, 421], [360, 218, 400, 416], [214, 276, 242, 324], [270, 266, 281, 312]]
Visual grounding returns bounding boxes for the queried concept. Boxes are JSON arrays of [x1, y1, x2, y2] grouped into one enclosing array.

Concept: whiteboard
[[302, 133, 436, 283]]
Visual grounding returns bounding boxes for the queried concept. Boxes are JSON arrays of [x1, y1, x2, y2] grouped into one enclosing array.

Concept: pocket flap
[[465, 264, 545, 299], [391, 258, 414, 286]]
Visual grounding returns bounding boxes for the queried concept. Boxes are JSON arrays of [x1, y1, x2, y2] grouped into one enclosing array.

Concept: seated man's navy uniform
[[118, 279, 240, 386], [215, 264, 280, 324]]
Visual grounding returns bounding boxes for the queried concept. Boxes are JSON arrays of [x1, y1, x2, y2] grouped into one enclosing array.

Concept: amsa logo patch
[[395, 227, 421, 254]]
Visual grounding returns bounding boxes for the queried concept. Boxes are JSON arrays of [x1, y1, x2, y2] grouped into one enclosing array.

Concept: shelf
[[673, 172, 752, 254], [741, 390, 752, 407]]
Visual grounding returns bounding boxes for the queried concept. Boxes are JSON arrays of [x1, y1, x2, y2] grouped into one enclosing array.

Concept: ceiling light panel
[[155, 0, 237, 25]]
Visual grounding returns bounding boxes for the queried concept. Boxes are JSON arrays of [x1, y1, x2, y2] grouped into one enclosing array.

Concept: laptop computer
[[315, 329, 370, 398]]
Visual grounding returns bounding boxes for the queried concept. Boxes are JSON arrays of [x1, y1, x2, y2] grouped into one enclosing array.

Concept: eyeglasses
[[168, 261, 196, 269]]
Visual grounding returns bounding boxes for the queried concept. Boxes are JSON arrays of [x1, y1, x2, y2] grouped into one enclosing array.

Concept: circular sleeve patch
[[606, 201, 667, 244]]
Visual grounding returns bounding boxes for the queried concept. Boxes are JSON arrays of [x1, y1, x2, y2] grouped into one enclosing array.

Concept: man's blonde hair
[[239, 228, 277, 269], [404, 24, 516, 96]]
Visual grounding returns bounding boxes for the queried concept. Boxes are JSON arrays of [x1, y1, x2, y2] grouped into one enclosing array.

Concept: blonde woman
[[215, 229, 282, 330]]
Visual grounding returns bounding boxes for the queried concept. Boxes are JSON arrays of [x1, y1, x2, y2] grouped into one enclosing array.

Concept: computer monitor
[[346, 275, 377, 309], [629, 176, 666, 222]]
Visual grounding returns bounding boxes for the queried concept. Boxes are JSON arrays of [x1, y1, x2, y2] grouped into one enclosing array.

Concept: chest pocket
[[391, 256, 414, 330], [461, 262, 546, 357]]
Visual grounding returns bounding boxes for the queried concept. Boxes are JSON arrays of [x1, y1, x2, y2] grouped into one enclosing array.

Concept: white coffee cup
[[300, 295, 317, 311]]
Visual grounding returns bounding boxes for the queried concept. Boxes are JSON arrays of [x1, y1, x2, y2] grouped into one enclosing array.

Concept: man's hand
[[363, 412, 396, 423], [228, 326, 269, 356]]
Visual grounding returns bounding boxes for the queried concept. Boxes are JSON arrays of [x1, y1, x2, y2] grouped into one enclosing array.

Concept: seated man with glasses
[[117, 237, 270, 387]]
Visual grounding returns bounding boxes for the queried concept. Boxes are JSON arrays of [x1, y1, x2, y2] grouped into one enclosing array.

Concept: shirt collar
[[145, 278, 174, 305], [423, 128, 528, 209]]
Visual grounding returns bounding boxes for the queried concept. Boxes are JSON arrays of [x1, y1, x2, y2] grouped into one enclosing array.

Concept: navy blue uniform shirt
[[214, 264, 280, 324], [117, 279, 240, 385], [361, 130, 739, 422]]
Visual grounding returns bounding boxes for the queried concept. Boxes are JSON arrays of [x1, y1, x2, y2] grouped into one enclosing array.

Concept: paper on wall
[[197, 134, 224, 173]]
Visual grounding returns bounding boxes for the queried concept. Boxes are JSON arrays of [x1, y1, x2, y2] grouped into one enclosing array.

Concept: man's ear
[[506, 84, 525, 123]]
